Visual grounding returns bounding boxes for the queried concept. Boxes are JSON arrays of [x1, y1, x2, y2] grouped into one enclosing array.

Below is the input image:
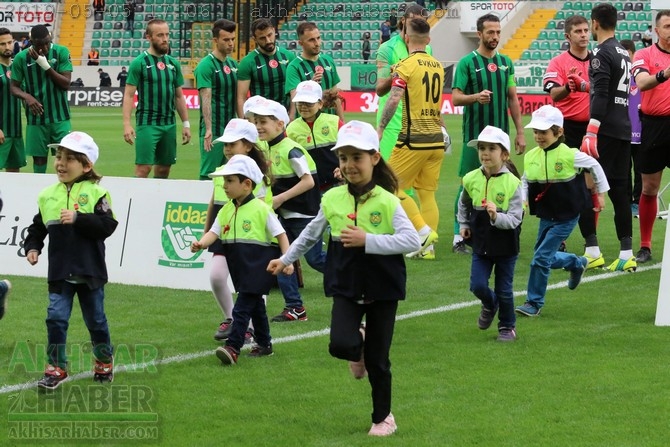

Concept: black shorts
[[597, 134, 631, 181], [563, 119, 588, 149], [638, 114, 670, 174]]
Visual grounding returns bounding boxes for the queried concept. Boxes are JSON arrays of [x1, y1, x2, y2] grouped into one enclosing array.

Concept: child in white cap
[[192, 154, 292, 365], [24, 131, 118, 389], [458, 126, 523, 341], [204, 119, 273, 343], [248, 98, 326, 322], [268, 120, 421, 436], [517, 105, 610, 317], [286, 80, 342, 192]]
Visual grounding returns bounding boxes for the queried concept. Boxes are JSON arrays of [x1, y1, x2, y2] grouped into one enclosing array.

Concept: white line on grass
[[0, 262, 661, 395]]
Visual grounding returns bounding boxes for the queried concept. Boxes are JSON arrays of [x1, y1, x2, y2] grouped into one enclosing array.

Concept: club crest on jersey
[[242, 220, 252, 232], [315, 66, 324, 74], [157, 62, 166, 70], [269, 59, 279, 69], [321, 126, 330, 136], [630, 85, 638, 95], [496, 192, 505, 205], [77, 193, 90, 208], [369, 211, 382, 227], [487, 63, 497, 72], [554, 162, 564, 173], [591, 58, 601, 70], [223, 65, 231, 74]]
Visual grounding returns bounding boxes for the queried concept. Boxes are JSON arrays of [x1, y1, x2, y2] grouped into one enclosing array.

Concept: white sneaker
[[368, 413, 397, 436]]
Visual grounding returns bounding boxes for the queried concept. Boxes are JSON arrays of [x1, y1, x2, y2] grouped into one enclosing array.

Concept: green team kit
[[0, 61, 25, 169], [237, 47, 296, 110]]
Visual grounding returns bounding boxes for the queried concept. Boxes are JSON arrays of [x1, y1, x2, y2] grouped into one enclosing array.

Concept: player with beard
[[194, 19, 239, 180], [10, 24, 71, 173], [122, 19, 191, 179], [450, 14, 525, 255], [0, 28, 25, 172], [236, 19, 296, 115], [580, 3, 635, 272], [284, 22, 343, 120]]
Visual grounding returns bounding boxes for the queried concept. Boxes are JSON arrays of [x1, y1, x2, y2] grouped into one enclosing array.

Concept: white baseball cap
[[214, 119, 258, 144], [209, 154, 263, 185], [47, 131, 99, 164], [525, 104, 564, 130], [467, 125, 511, 152], [331, 120, 379, 152], [248, 99, 290, 127], [292, 80, 323, 103], [243, 95, 265, 116]]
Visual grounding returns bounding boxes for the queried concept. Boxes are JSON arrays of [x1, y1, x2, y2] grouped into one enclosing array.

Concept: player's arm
[[199, 87, 213, 150], [174, 86, 191, 145], [633, 53, 670, 91], [284, 64, 299, 120], [122, 84, 138, 144], [589, 53, 612, 124], [544, 61, 571, 101], [507, 84, 526, 155], [288, 89, 297, 120], [236, 79, 251, 117], [377, 85, 403, 135]]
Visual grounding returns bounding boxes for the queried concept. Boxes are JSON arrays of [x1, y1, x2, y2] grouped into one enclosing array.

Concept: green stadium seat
[[615, 2, 624, 10], [539, 41, 550, 50], [583, 2, 593, 11], [101, 40, 111, 49], [622, 32, 632, 40], [541, 51, 553, 60], [521, 50, 532, 60], [100, 49, 110, 58], [564, 2, 573, 10], [183, 49, 191, 58], [538, 30, 548, 40], [550, 41, 561, 51], [102, 31, 112, 40], [352, 41, 362, 51], [111, 49, 120, 58], [343, 41, 352, 50], [100, 59, 109, 66], [91, 40, 101, 48], [629, 23, 640, 32], [334, 31, 343, 40], [555, 11, 565, 20], [103, 22, 113, 30], [92, 31, 102, 39], [132, 49, 141, 57], [110, 59, 121, 66], [351, 22, 362, 31], [121, 49, 131, 58], [619, 22, 629, 31], [530, 41, 540, 50], [343, 31, 352, 40], [165, 14, 174, 22], [531, 50, 542, 60], [132, 40, 142, 49], [341, 22, 352, 31], [113, 31, 122, 39], [332, 50, 342, 59], [122, 40, 131, 49], [342, 50, 352, 59], [546, 21, 556, 30], [548, 30, 559, 40]]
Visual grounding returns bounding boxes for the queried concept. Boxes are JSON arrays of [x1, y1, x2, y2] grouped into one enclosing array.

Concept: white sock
[[619, 249, 633, 260], [418, 226, 432, 237], [209, 255, 234, 319], [453, 234, 463, 245], [585, 246, 601, 258]]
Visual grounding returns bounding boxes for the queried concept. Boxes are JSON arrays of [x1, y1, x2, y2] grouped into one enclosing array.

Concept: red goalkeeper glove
[[567, 71, 590, 92], [580, 120, 600, 158]]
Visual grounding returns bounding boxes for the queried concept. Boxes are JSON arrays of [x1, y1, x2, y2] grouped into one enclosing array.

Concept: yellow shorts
[[388, 147, 444, 191]]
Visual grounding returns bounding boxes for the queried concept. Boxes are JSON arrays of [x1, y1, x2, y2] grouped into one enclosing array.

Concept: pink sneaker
[[349, 325, 367, 379], [368, 413, 397, 436]]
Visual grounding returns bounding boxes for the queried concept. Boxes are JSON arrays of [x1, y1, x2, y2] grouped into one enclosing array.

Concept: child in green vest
[[192, 155, 292, 365], [248, 98, 326, 322], [204, 119, 272, 343], [24, 132, 118, 389], [268, 121, 421, 436], [286, 80, 343, 192], [517, 105, 609, 317], [458, 126, 523, 341]]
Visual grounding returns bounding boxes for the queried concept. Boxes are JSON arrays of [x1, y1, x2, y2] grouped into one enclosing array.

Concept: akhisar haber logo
[[159, 202, 208, 268]]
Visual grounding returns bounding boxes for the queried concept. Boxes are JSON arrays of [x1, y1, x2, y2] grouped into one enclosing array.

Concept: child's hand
[[267, 259, 287, 275], [282, 263, 294, 276], [486, 202, 497, 221], [60, 209, 77, 224], [191, 241, 203, 253], [27, 250, 39, 265], [341, 225, 366, 247], [459, 228, 471, 240], [333, 167, 343, 181]]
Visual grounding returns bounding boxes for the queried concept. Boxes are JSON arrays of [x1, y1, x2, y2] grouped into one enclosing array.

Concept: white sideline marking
[[0, 263, 661, 395]]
